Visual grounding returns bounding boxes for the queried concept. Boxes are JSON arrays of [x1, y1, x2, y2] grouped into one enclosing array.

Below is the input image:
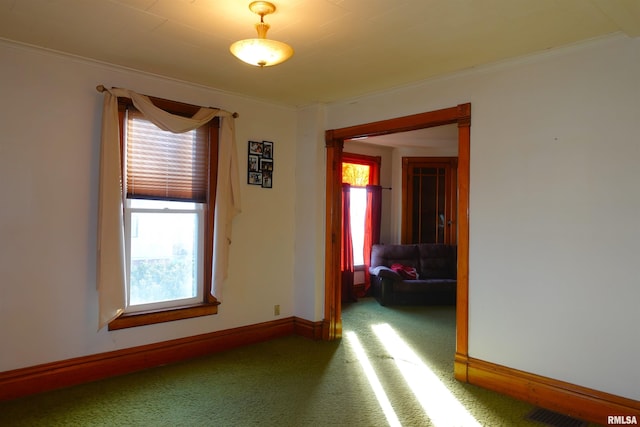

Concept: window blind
[[126, 109, 209, 202]]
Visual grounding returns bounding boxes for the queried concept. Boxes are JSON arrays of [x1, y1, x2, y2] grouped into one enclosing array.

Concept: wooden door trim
[[324, 103, 471, 382]]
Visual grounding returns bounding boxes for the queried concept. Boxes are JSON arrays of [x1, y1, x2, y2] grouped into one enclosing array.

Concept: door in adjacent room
[[402, 157, 457, 245]]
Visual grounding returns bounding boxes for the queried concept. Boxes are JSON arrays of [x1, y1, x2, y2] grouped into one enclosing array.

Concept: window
[[109, 98, 219, 330], [342, 154, 380, 266], [342, 162, 370, 265]]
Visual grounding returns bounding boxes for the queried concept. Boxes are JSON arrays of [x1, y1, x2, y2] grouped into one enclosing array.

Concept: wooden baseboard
[[454, 351, 469, 382], [457, 354, 640, 425], [0, 316, 309, 401], [293, 317, 324, 340]]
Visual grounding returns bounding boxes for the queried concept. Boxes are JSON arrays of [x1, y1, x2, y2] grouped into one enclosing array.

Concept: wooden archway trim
[[324, 103, 471, 381]]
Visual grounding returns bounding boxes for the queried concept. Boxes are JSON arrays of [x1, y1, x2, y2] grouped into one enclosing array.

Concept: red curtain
[[341, 183, 357, 302], [361, 184, 382, 297]]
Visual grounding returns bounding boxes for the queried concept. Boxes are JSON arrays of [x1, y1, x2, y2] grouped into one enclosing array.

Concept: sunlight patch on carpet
[[345, 331, 402, 427], [372, 323, 481, 427]]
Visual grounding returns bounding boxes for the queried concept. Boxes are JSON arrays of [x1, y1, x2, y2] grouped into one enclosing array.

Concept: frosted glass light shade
[[230, 38, 294, 67]]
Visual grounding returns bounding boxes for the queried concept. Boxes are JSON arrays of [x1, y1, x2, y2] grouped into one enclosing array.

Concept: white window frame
[[124, 199, 205, 313]]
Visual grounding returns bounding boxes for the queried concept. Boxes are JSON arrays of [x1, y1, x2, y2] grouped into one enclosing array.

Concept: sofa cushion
[[417, 244, 457, 279], [369, 265, 402, 280], [394, 278, 457, 293], [370, 244, 419, 270]]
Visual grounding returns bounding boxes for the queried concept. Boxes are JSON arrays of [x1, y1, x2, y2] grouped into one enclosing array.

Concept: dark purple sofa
[[369, 243, 457, 306]]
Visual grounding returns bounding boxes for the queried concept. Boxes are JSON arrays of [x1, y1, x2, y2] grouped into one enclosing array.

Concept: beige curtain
[[97, 88, 241, 330]]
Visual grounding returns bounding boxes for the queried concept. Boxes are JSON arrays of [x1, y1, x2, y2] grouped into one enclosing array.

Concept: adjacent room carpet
[[0, 298, 599, 426]]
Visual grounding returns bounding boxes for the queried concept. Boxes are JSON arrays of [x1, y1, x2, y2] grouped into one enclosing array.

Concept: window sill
[[108, 301, 219, 331]]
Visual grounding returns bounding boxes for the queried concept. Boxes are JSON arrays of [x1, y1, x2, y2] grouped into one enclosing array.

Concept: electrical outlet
[[274, 304, 280, 316]]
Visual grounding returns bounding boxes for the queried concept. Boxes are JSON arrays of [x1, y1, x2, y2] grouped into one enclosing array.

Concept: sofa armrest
[[369, 265, 402, 281], [371, 275, 396, 306]]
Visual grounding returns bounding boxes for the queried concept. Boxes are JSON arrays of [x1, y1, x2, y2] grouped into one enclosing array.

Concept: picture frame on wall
[[247, 140, 274, 188], [248, 171, 262, 185], [260, 158, 273, 172], [249, 140, 263, 155], [262, 141, 273, 159], [248, 154, 260, 172], [262, 171, 273, 188]]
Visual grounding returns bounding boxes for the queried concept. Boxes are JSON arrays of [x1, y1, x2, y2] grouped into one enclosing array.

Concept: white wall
[[293, 104, 326, 321], [325, 34, 640, 401], [0, 41, 299, 371]]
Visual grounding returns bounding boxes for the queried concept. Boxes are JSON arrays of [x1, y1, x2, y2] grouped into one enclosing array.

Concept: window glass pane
[[129, 210, 199, 306], [342, 162, 370, 186], [350, 187, 367, 266]]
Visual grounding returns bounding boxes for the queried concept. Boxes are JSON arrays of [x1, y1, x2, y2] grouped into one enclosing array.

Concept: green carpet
[[0, 298, 598, 426]]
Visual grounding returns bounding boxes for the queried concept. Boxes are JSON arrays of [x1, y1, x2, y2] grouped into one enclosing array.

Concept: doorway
[[323, 103, 471, 381]]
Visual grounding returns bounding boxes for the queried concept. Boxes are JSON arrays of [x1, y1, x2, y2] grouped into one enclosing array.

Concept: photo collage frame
[[247, 140, 273, 188]]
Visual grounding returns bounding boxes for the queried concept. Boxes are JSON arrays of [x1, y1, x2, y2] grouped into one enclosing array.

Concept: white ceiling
[[347, 123, 459, 149], [1, 0, 639, 108]]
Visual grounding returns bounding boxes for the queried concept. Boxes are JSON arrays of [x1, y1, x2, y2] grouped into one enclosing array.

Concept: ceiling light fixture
[[230, 1, 294, 67]]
